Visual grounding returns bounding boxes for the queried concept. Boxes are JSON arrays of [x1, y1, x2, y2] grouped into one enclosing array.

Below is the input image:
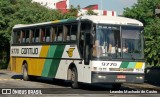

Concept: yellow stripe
[[40, 45, 50, 57], [135, 62, 143, 69], [28, 45, 50, 76], [52, 20, 60, 23]]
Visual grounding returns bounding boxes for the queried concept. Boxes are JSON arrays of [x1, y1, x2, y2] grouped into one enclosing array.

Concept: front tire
[[112, 83, 122, 90], [71, 67, 79, 89]]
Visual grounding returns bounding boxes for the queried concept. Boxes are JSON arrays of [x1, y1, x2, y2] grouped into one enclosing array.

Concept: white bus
[[10, 16, 145, 89]]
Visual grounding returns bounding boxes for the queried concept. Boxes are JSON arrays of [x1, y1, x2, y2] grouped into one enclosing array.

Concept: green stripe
[[120, 62, 129, 68], [67, 18, 76, 21], [47, 45, 65, 77], [60, 19, 68, 22], [42, 45, 57, 77], [42, 45, 65, 77], [127, 62, 136, 68]]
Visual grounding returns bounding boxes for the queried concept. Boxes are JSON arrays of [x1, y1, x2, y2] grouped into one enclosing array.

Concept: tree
[[86, 8, 98, 16], [0, 0, 74, 64], [63, 5, 79, 18], [123, 0, 160, 66], [144, 17, 160, 66]]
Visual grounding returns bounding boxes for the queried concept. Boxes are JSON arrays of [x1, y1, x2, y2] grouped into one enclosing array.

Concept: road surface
[[0, 70, 159, 97]]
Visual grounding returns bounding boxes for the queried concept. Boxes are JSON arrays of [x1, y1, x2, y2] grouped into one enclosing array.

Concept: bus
[[10, 16, 145, 89]]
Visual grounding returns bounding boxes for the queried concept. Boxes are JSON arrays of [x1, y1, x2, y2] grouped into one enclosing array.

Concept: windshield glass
[[92, 25, 121, 58], [92, 25, 144, 60], [122, 26, 144, 59]]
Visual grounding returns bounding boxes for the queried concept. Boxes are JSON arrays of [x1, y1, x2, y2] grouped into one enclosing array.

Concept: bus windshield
[[92, 25, 144, 60], [122, 26, 144, 59]]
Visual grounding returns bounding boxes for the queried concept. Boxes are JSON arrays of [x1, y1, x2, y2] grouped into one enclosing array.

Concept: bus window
[[35, 29, 40, 43], [81, 22, 91, 32], [79, 22, 91, 57], [30, 29, 34, 43], [93, 25, 121, 58], [45, 27, 50, 42], [71, 24, 77, 41], [57, 26, 63, 41], [25, 30, 30, 43], [51, 27, 56, 42], [13, 31, 21, 44], [40, 28, 45, 42], [32, 29, 40, 43], [63, 25, 71, 41], [21, 30, 25, 43]]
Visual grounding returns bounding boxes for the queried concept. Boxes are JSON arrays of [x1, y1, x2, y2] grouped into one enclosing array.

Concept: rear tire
[[22, 63, 29, 81], [22, 64, 37, 81], [71, 67, 79, 89]]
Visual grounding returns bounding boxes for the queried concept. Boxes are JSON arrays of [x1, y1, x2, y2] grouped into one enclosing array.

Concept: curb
[[0, 78, 22, 81], [123, 83, 160, 91]]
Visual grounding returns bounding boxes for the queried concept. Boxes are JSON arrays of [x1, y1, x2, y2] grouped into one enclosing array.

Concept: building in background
[[32, 0, 116, 16], [32, 0, 69, 12], [78, 4, 116, 16]]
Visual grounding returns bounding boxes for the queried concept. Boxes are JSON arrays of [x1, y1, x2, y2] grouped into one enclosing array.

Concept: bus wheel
[[22, 63, 29, 81], [112, 83, 122, 90], [71, 67, 79, 89]]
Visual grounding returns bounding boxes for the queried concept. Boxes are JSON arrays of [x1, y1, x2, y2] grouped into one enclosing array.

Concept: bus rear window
[[13, 31, 21, 44]]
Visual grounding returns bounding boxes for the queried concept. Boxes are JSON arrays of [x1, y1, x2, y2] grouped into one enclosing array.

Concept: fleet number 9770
[[101, 62, 117, 66]]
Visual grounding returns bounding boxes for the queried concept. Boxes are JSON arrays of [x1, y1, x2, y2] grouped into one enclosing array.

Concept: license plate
[[117, 75, 126, 79]]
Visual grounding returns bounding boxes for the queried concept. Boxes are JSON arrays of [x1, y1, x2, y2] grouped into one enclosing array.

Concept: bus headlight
[[136, 76, 143, 79], [98, 75, 106, 79]]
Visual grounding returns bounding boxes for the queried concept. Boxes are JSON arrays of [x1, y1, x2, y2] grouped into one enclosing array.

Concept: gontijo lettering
[[21, 48, 38, 55]]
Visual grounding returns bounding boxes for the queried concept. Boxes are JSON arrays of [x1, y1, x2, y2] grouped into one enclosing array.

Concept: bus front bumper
[[91, 72, 144, 84]]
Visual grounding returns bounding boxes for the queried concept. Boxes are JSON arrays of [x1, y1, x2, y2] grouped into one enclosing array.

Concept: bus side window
[[31, 29, 39, 43], [21, 30, 25, 43], [71, 24, 77, 41], [35, 29, 40, 43], [25, 30, 30, 43], [40, 28, 45, 42], [51, 27, 56, 42], [30, 29, 34, 43], [13, 31, 21, 44], [45, 27, 50, 42], [63, 25, 71, 41], [79, 22, 91, 57], [57, 26, 63, 41]]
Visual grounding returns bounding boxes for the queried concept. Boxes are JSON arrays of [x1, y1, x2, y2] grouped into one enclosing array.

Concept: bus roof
[[78, 16, 143, 26], [13, 16, 143, 29]]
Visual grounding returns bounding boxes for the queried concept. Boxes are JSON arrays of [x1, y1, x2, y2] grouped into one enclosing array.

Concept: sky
[[70, 0, 137, 15]]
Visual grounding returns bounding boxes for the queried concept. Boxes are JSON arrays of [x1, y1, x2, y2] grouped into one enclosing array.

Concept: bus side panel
[[41, 45, 65, 78], [10, 57, 16, 72], [15, 58, 25, 73], [54, 45, 91, 83], [28, 58, 37, 76], [28, 45, 50, 76]]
